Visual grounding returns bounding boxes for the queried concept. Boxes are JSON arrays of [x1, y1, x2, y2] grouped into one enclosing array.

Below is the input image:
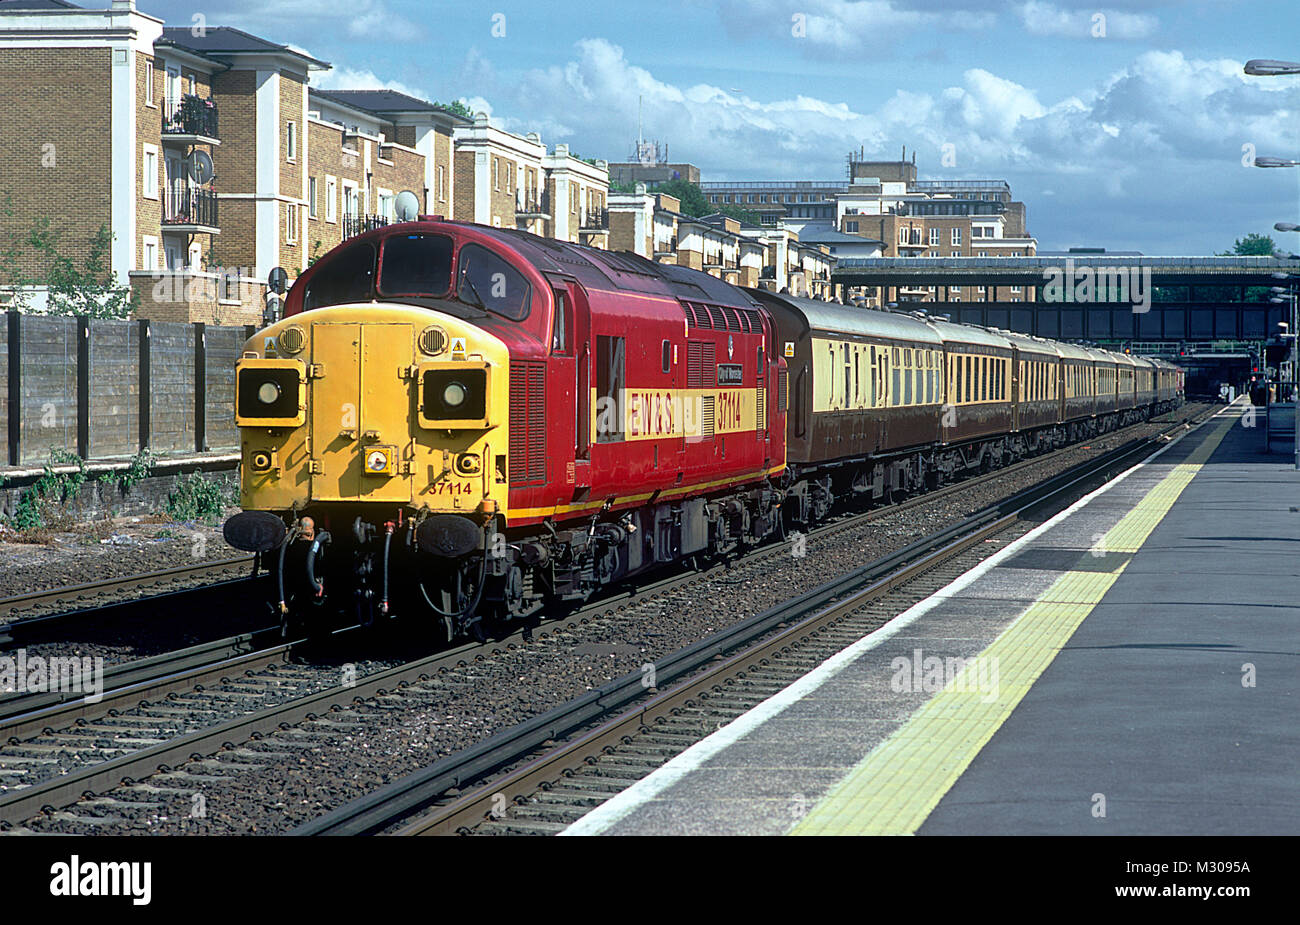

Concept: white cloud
[[1017, 2, 1158, 39], [311, 67, 426, 99], [717, 0, 997, 48], [461, 38, 1295, 251]]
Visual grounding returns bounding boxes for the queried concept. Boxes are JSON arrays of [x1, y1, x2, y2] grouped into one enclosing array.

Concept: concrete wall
[[3, 312, 250, 467]]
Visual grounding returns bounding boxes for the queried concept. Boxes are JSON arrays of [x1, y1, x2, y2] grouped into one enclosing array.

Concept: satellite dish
[[187, 150, 215, 185], [394, 190, 421, 222], [267, 266, 288, 295]]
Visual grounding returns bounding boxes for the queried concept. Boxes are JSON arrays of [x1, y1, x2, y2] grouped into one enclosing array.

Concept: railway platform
[[562, 403, 1299, 836]]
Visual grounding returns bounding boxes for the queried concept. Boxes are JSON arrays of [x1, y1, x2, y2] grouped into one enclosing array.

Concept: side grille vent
[[508, 361, 546, 484], [777, 369, 788, 412], [686, 341, 716, 389], [700, 395, 716, 439], [756, 387, 766, 431]]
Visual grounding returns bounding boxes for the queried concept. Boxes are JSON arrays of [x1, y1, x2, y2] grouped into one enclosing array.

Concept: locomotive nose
[[235, 306, 510, 519]]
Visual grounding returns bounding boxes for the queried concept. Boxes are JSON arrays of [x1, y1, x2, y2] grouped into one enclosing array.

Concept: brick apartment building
[[608, 187, 834, 297], [701, 148, 1036, 306], [452, 113, 610, 246], [0, 0, 613, 324]]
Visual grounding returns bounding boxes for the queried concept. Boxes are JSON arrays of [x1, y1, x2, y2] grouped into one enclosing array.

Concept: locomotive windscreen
[[378, 233, 454, 298], [303, 240, 376, 311]]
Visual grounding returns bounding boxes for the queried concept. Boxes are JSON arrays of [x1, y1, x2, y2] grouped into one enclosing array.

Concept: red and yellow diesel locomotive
[[223, 218, 1182, 638]]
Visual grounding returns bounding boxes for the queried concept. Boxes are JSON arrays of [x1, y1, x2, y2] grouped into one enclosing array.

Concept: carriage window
[[304, 240, 375, 310], [378, 233, 453, 298], [457, 243, 531, 320], [663, 340, 672, 374], [596, 335, 625, 443]]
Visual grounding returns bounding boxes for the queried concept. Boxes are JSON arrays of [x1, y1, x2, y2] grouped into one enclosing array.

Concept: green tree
[[27, 218, 138, 318], [435, 99, 475, 120], [651, 178, 710, 216], [0, 192, 33, 310], [1219, 233, 1277, 256]]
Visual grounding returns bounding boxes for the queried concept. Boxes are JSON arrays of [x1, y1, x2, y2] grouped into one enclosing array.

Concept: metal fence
[[2, 312, 254, 467]]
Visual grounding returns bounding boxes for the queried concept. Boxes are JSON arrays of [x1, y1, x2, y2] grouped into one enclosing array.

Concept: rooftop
[[309, 88, 470, 122], [159, 25, 329, 68]]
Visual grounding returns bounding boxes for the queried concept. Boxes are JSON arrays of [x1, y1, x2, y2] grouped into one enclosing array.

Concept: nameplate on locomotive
[[717, 364, 743, 385]]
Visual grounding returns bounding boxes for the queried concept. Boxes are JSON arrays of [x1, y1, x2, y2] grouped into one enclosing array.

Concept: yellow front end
[[235, 304, 511, 521]]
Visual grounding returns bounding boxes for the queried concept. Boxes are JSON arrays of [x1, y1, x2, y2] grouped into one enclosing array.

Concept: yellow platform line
[[790, 417, 1235, 835]]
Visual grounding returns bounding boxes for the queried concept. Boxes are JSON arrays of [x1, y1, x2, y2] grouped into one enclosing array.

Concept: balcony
[[162, 94, 220, 145], [162, 183, 219, 233], [580, 208, 609, 231], [516, 191, 549, 218], [343, 213, 389, 239]]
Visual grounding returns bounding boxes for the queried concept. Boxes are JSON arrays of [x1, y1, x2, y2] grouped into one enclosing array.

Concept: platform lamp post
[[1244, 59, 1300, 467], [1273, 235, 1300, 469]]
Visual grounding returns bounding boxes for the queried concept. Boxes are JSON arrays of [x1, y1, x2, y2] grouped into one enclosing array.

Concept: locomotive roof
[[749, 291, 943, 345], [441, 222, 761, 310]]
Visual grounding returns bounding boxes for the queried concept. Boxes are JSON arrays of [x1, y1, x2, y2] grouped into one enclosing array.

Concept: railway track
[[293, 405, 1218, 836], [0, 403, 1214, 833], [0, 556, 258, 626]]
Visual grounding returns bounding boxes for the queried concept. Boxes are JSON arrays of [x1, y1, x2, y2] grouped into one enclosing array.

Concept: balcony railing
[[581, 208, 609, 230], [162, 183, 218, 229], [163, 94, 219, 140], [516, 191, 549, 216], [343, 213, 389, 239]]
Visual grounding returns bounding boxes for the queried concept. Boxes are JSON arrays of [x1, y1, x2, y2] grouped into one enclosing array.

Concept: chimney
[[111, 0, 135, 9]]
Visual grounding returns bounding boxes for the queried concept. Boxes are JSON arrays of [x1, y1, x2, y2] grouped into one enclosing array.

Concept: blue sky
[[140, 0, 1300, 254]]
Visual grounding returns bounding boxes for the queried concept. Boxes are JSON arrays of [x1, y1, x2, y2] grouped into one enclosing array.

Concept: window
[[142, 236, 158, 271], [304, 240, 375, 310], [145, 61, 154, 105], [596, 335, 626, 442], [952, 227, 962, 246], [846, 221, 859, 233], [142, 144, 158, 199], [325, 176, 337, 222], [378, 233, 453, 298], [899, 228, 908, 244], [662, 339, 671, 373], [493, 157, 499, 191], [553, 289, 571, 354], [309, 177, 318, 218], [437, 165, 446, 202], [286, 121, 297, 161], [929, 227, 940, 246], [285, 203, 297, 244], [457, 242, 531, 319]]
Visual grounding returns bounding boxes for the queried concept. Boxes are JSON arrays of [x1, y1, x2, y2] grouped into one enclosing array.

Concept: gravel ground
[[0, 513, 241, 600], [11, 405, 1210, 835]]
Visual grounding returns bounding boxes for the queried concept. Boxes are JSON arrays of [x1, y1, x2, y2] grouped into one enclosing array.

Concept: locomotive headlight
[[278, 324, 306, 355], [442, 381, 468, 407], [257, 381, 282, 404]]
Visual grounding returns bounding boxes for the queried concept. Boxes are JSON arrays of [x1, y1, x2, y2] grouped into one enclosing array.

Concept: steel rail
[[297, 416, 1204, 837]]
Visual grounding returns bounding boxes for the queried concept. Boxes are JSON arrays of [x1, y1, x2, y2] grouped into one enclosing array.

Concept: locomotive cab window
[[552, 288, 570, 354], [303, 240, 375, 311], [457, 243, 531, 320], [596, 335, 625, 443], [378, 233, 453, 298]]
